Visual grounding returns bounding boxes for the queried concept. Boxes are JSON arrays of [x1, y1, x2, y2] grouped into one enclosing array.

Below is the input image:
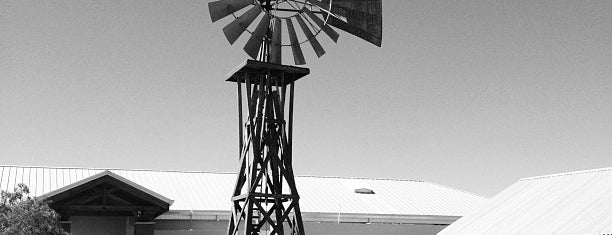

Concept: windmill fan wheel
[[208, 0, 382, 65]]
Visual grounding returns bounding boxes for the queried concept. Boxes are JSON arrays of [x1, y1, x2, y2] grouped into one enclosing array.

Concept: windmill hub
[[257, 0, 273, 11], [255, 0, 316, 18]]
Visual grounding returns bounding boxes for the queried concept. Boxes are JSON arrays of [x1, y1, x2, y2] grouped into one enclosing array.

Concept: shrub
[[0, 183, 67, 235]]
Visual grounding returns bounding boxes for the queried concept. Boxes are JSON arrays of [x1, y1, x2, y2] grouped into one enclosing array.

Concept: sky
[[1, 0, 611, 197]]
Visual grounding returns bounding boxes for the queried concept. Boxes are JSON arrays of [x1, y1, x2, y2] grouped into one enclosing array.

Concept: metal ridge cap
[[519, 166, 612, 182], [0, 165, 425, 181], [0, 165, 236, 175], [295, 174, 424, 182]]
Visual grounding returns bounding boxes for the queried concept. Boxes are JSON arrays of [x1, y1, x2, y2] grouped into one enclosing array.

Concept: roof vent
[[354, 188, 375, 194]]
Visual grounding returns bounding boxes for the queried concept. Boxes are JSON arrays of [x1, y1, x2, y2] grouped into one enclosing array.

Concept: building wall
[[154, 220, 447, 235], [71, 216, 133, 235], [154, 220, 227, 235]]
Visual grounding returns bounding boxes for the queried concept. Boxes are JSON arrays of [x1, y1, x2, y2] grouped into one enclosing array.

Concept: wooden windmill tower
[[207, 0, 382, 234]]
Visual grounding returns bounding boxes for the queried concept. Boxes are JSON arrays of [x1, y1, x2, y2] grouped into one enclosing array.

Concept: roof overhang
[[157, 210, 460, 225], [39, 170, 173, 220]]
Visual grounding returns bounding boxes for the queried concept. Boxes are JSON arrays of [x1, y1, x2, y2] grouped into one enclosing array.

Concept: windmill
[[208, 0, 382, 234]]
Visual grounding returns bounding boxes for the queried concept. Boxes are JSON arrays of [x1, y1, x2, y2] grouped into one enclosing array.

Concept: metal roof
[[0, 165, 486, 223], [438, 167, 612, 235]]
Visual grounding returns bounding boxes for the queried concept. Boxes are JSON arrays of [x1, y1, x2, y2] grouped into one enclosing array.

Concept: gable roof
[[40, 170, 173, 206], [0, 165, 486, 223], [438, 167, 612, 235], [39, 170, 172, 219]]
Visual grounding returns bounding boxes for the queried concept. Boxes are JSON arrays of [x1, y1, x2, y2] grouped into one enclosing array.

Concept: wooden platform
[[225, 60, 310, 85]]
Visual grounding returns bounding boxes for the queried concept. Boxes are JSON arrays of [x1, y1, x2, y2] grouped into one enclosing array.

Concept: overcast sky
[[1, 0, 611, 196]]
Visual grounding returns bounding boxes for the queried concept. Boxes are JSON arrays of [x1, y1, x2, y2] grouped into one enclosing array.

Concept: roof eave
[[157, 210, 460, 225]]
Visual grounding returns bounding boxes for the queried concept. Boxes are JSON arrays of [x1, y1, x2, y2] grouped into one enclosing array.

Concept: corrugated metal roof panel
[[438, 167, 612, 235], [0, 165, 485, 220]]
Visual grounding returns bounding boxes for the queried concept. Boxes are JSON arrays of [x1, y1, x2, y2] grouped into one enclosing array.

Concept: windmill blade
[[323, 0, 383, 47], [209, 0, 254, 22], [295, 14, 325, 58], [243, 14, 271, 59], [285, 19, 305, 65], [302, 7, 339, 43], [223, 6, 262, 45], [270, 18, 282, 64]]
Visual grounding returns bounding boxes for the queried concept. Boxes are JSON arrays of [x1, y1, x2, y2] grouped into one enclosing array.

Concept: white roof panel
[[0, 165, 485, 222], [438, 167, 612, 235]]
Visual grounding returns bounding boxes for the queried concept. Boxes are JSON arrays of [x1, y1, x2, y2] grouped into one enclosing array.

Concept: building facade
[[0, 166, 486, 235]]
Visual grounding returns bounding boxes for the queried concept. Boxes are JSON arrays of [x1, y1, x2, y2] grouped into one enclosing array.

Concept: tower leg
[[226, 62, 307, 235]]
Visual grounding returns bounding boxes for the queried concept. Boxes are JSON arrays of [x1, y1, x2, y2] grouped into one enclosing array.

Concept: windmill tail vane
[[209, 0, 382, 65]]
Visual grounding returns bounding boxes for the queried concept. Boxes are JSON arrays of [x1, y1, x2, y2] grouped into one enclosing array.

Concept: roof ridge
[[520, 166, 612, 181], [0, 165, 425, 181], [296, 174, 424, 182], [0, 164, 236, 174]]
